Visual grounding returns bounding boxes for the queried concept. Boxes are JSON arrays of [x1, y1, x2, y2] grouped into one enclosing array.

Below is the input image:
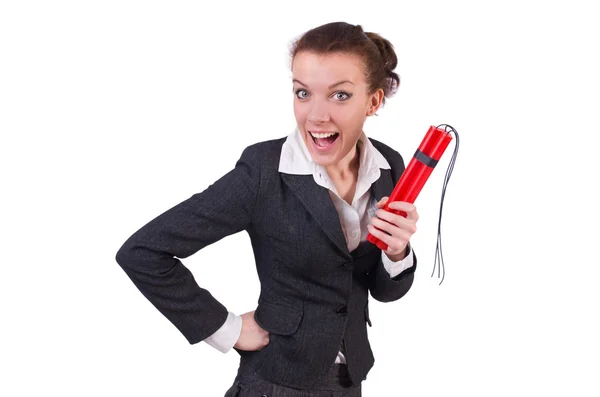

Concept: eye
[[295, 89, 309, 99], [333, 91, 351, 101]]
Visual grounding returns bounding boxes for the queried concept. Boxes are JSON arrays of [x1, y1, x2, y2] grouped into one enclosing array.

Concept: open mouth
[[310, 131, 339, 148]]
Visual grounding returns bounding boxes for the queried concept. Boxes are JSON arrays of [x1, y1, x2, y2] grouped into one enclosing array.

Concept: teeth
[[310, 131, 338, 138]]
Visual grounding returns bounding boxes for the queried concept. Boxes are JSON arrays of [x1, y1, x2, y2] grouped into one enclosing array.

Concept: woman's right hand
[[234, 310, 270, 351]]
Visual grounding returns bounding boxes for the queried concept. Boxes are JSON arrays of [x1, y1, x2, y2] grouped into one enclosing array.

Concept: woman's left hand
[[367, 196, 419, 261]]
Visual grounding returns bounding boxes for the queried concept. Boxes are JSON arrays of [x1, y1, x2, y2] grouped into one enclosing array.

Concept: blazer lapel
[[370, 168, 395, 203], [347, 168, 396, 258], [280, 173, 350, 258]]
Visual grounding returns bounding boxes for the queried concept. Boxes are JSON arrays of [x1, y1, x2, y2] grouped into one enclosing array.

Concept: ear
[[366, 88, 385, 116]]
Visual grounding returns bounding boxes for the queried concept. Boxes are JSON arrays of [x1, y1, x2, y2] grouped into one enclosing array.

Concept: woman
[[116, 21, 419, 397]]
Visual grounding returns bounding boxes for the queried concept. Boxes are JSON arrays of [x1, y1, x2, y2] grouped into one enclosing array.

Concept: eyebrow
[[292, 79, 355, 89]]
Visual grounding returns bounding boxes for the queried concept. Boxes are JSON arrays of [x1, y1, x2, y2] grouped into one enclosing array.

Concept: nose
[[307, 101, 330, 124]]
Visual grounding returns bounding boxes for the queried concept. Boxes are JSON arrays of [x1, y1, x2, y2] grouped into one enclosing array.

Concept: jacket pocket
[[254, 300, 303, 335], [223, 381, 241, 397]]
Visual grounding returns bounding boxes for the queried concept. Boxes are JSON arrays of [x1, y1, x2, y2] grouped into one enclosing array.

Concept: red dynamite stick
[[367, 125, 453, 251]]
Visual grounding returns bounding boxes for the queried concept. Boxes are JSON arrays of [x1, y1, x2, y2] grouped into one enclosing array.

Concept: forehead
[[292, 51, 366, 87]]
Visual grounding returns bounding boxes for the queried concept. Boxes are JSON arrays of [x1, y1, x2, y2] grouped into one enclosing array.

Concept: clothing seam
[[248, 146, 263, 223]]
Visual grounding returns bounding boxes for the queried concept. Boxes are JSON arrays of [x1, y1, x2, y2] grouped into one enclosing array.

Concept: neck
[[325, 143, 360, 181]]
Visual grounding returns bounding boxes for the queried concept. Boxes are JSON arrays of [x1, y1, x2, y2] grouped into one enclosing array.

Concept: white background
[[1, 0, 599, 396]]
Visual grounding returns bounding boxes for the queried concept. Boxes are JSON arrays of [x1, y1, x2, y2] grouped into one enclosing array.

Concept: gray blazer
[[115, 135, 417, 389]]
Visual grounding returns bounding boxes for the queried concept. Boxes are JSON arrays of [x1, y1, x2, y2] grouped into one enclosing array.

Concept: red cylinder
[[367, 125, 453, 251]]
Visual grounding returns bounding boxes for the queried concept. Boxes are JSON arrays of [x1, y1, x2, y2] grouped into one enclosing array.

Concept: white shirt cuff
[[381, 244, 414, 278], [203, 311, 243, 353]]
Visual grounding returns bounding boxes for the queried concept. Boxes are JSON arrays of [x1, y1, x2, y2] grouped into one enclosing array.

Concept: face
[[291, 51, 383, 171]]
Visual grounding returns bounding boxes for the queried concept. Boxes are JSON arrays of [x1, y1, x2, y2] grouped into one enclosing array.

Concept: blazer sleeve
[[366, 142, 417, 302], [115, 145, 261, 344], [367, 244, 417, 302]]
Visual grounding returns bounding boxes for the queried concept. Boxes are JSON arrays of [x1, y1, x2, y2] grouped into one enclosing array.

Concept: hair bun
[[365, 32, 400, 95]]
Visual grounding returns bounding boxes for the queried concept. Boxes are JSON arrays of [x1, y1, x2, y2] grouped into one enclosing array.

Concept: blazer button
[[335, 304, 348, 316]]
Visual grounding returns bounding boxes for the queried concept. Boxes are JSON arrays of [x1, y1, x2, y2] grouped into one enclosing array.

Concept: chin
[[312, 157, 337, 168]]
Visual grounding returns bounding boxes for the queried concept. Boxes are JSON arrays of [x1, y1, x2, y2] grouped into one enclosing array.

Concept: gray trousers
[[224, 363, 362, 397]]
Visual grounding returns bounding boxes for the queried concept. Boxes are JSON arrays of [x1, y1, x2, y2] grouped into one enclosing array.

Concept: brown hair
[[289, 21, 400, 105]]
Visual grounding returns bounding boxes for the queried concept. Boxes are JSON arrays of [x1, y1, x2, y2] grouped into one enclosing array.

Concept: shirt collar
[[278, 127, 390, 176]]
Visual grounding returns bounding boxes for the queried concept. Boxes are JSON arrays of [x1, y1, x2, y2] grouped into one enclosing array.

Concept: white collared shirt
[[204, 128, 414, 362]]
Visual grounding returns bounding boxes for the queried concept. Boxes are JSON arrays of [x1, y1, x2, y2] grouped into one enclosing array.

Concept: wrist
[[385, 243, 410, 262]]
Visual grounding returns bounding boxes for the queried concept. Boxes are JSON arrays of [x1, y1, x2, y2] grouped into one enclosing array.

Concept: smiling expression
[[291, 51, 384, 174]]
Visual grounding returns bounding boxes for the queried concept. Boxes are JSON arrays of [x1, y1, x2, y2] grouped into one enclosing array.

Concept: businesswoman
[[116, 21, 419, 397]]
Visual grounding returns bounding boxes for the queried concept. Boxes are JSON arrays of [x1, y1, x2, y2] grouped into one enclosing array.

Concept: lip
[[307, 129, 339, 153]]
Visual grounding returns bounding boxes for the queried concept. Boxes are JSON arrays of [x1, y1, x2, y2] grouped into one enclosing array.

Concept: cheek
[[293, 101, 307, 123], [334, 105, 365, 130]]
